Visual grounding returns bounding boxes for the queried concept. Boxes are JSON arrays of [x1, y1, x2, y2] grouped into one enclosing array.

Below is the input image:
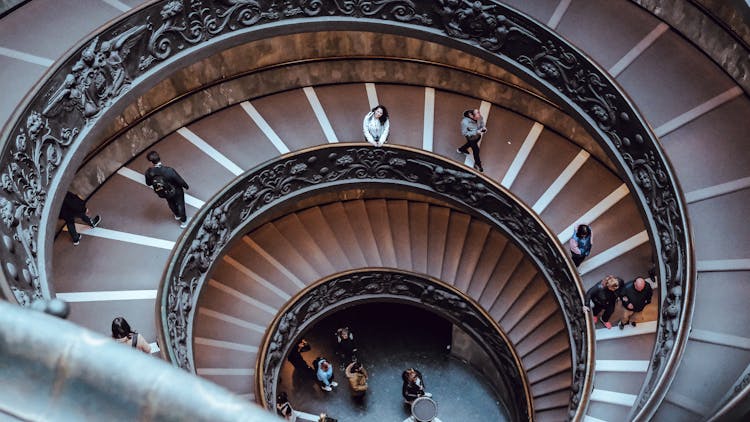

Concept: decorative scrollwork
[[260, 270, 529, 421], [436, 0, 539, 51]]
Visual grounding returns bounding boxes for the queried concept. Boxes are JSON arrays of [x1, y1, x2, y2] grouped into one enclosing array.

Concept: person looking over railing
[[111, 316, 151, 354], [363, 105, 390, 147]]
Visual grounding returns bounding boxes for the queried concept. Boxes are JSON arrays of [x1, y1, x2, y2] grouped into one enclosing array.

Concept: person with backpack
[[111, 316, 151, 354], [58, 190, 101, 245], [144, 151, 190, 228]]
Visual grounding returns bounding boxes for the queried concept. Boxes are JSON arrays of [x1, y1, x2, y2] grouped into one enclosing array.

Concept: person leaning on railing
[[111, 316, 151, 354]]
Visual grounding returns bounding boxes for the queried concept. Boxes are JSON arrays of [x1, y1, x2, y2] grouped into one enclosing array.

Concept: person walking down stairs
[[58, 191, 101, 245], [144, 151, 190, 228], [457, 108, 486, 172]]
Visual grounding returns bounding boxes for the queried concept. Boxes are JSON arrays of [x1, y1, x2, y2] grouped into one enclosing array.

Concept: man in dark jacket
[[144, 151, 190, 228], [402, 368, 432, 403], [583, 275, 622, 329], [59, 191, 101, 245], [618, 277, 653, 329]]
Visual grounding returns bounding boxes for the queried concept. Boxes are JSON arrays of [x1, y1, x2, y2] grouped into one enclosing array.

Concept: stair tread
[[466, 231, 509, 299], [409, 202, 430, 274], [440, 211, 472, 283], [365, 199, 398, 268]]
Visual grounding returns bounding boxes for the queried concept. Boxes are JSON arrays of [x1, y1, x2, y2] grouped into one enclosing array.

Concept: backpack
[[152, 175, 176, 198]]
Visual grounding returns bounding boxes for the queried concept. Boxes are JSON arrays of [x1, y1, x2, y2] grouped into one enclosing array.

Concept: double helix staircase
[[1, 0, 749, 421]]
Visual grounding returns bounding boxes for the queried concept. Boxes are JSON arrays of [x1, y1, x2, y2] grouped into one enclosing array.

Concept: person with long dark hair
[[111, 317, 152, 354], [363, 105, 390, 147]]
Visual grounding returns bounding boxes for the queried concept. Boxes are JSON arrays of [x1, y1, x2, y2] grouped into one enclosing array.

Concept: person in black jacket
[[144, 151, 190, 228], [287, 338, 313, 373], [618, 277, 653, 329], [58, 191, 101, 245], [583, 275, 622, 329], [402, 368, 432, 404]]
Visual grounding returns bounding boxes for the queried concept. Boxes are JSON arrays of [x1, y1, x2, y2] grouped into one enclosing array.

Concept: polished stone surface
[[276, 303, 510, 422]]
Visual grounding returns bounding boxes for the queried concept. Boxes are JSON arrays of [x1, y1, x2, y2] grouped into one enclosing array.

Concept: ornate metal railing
[[259, 269, 531, 421], [0, 300, 270, 421], [156, 144, 592, 420], [0, 1, 692, 420]]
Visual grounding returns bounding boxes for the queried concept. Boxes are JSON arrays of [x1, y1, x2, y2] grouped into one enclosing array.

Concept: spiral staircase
[[1, 1, 749, 421]]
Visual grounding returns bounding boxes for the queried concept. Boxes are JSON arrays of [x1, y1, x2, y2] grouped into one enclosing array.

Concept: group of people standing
[[583, 273, 654, 330], [279, 326, 433, 420], [285, 327, 366, 395], [567, 223, 655, 330]]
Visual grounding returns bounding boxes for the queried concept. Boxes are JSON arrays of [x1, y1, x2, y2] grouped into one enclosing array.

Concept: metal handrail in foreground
[[0, 300, 274, 421]]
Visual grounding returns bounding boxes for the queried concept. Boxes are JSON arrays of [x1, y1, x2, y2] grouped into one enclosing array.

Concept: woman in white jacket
[[363, 105, 390, 146]]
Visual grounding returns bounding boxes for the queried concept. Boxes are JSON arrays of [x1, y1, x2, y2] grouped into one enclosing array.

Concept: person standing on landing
[[363, 105, 390, 147], [144, 151, 190, 228], [59, 191, 101, 245], [618, 276, 654, 329], [583, 275, 622, 329], [457, 108, 486, 172]]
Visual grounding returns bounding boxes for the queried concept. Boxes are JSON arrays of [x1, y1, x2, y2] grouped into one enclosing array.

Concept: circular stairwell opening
[[275, 301, 512, 421]]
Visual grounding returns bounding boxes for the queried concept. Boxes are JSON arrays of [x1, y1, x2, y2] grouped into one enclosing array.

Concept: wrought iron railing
[[258, 269, 531, 421], [0, 300, 271, 421], [0, 1, 693, 420], [156, 144, 592, 420]]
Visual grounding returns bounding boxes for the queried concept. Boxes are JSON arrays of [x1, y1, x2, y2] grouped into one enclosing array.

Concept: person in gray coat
[[457, 108, 487, 172]]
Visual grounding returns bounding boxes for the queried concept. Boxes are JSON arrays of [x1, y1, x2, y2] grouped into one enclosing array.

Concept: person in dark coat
[[335, 327, 357, 367], [583, 275, 622, 329], [619, 277, 653, 329], [402, 368, 432, 404], [144, 151, 190, 228], [287, 338, 313, 373], [58, 191, 101, 245]]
